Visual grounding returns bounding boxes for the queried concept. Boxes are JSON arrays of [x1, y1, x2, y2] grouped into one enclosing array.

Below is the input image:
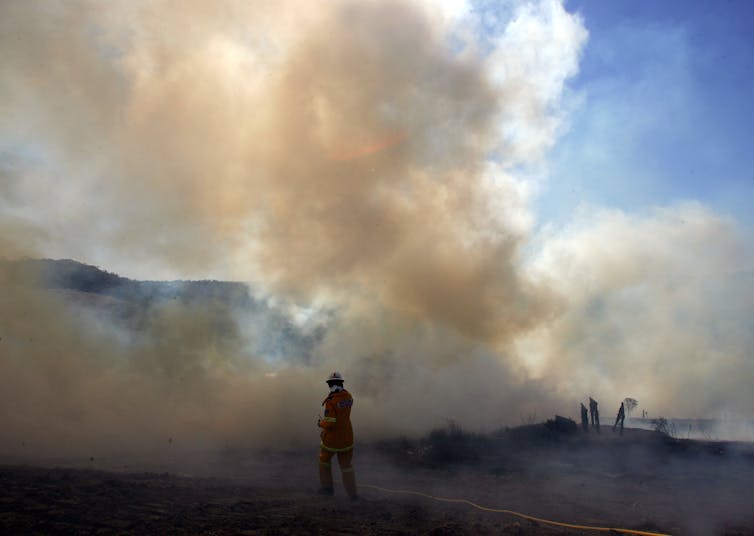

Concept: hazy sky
[[1, 0, 753, 452]]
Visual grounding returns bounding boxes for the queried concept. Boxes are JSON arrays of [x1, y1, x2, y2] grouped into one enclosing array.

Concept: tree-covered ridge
[[2, 258, 252, 307], [1, 258, 327, 364]]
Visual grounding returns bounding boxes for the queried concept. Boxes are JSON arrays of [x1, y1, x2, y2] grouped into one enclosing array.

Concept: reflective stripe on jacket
[[319, 389, 354, 451]]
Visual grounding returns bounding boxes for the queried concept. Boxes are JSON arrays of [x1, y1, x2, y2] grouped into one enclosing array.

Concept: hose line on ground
[[361, 484, 671, 536]]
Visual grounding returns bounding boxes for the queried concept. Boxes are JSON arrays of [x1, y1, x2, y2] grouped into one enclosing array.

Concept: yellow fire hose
[[362, 484, 671, 536]]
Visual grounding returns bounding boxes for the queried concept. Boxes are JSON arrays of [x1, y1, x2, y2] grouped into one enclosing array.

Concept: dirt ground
[[2, 426, 754, 535]]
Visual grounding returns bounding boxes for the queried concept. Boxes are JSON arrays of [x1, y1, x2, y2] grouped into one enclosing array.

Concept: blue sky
[[538, 0, 754, 227]]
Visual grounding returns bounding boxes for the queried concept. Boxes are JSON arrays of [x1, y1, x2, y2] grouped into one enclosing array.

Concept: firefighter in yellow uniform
[[317, 371, 357, 498]]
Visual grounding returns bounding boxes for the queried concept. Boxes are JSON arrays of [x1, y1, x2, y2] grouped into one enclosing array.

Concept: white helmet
[[326, 371, 345, 384]]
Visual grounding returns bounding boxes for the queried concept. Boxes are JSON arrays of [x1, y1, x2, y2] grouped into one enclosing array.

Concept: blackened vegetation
[[378, 422, 485, 468], [378, 417, 754, 471], [544, 415, 578, 435], [644, 416, 753, 459], [659, 435, 749, 459], [378, 418, 579, 470], [506, 415, 578, 446], [650, 417, 676, 437]]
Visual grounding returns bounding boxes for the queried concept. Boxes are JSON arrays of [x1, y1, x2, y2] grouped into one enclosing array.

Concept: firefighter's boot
[[318, 463, 334, 495], [342, 467, 358, 499]]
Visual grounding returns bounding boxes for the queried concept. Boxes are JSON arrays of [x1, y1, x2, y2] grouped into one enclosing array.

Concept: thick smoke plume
[[1, 0, 585, 458], [2, 0, 569, 339]]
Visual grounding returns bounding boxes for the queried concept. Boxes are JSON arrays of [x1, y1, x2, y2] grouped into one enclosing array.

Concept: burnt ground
[[2, 425, 754, 535]]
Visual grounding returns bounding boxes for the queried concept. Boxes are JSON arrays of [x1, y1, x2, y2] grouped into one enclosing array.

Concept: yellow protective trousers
[[319, 447, 357, 497]]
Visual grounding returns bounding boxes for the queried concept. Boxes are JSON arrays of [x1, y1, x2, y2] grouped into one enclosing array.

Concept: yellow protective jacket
[[319, 389, 354, 452]]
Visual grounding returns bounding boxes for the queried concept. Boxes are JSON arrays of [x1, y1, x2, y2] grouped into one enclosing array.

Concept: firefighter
[[317, 371, 357, 498]]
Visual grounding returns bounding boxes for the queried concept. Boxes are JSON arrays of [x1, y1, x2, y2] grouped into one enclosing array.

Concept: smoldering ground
[[4, 406, 754, 535]]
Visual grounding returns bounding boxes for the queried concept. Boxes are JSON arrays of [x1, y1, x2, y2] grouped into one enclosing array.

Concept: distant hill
[[1, 258, 326, 363], [2, 258, 253, 308]]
